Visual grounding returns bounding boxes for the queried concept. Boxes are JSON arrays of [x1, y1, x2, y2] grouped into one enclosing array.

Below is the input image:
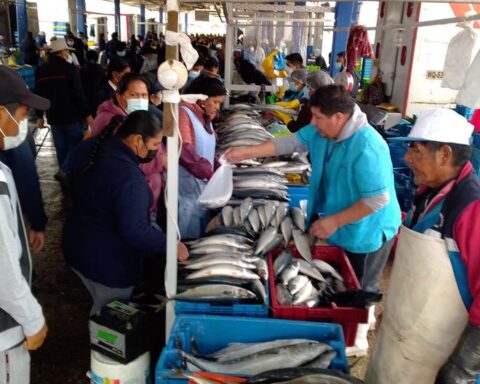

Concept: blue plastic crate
[[471, 147, 480, 177], [287, 185, 309, 208], [455, 105, 474, 121], [175, 280, 269, 318], [472, 133, 480, 149], [155, 315, 349, 384]]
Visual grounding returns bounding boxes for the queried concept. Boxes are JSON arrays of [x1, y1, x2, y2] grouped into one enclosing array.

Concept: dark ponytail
[[82, 114, 124, 173], [116, 110, 162, 141]]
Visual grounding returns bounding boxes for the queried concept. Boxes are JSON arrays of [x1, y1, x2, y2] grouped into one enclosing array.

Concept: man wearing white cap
[[366, 109, 480, 384]]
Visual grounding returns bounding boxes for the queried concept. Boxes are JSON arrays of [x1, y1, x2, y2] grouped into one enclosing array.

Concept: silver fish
[[312, 260, 344, 282], [306, 294, 320, 308], [183, 342, 327, 376], [276, 283, 293, 305], [272, 374, 353, 384], [293, 281, 316, 305], [233, 206, 242, 227], [240, 197, 253, 223], [274, 248, 293, 276], [190, 245, 253, 256], [292, 229, 312, 262], [302, 349, 338, 369], [262, 234, 284, 255], [280, 261, 300, 285], [288, 275, 310, 296], [280, 216, 294, 244], [186, 264, 260, 280], [221, 206, 234, 227], [254, 259, 268, 281], [297, 259, 326, 282], [254, 227, 277, 255], [260, 160, 289, 168], [188, 234, 253, 247], [190, 241, 252, 252], [234, 180, 288, 190], [248, 209, 261, 233], [275, 203, 289, 228], [189, 252, 256, 263], [257, 205, 267, 229], [291, 207, 306, 232], [173, 284, 257, 302], [251, 279, 267, 305], [264, 201, 277, 226], [185, 256, 256, 270], [233, 168, 285, 177]]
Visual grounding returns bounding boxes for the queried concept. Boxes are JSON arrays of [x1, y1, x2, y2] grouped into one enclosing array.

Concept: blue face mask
[[126, 98, 149, 114], [189, 71, 200, 79], [289, 82, 299, 92]]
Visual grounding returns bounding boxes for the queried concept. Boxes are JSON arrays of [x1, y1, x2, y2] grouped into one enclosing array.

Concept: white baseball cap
[[390, 109, 474, 146], [49, 38, 75, 53]]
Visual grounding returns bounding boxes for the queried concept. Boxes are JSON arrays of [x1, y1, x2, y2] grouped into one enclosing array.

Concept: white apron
[[365, 225, 468, 384]]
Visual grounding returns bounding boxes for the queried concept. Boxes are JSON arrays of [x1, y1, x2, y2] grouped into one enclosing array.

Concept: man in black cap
[[0, 66, 50, 383]]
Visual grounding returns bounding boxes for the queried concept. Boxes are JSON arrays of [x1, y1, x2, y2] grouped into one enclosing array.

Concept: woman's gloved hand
[[273, 110, 293, 125], [435, 322, 480, 384], [275, 99, 300, 109]]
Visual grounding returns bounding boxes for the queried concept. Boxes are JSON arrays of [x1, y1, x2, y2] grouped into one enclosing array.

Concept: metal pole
[[140, 1, 146, 38], [184, 13, 188, 34], [16, 0, 28, 47], [224, 23, 234, 108], [76, 0, 86, 34], [114, 0, 121, 36]]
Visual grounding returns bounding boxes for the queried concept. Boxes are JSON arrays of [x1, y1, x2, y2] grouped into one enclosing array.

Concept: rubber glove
[[273, 110, 293, 125], [435, 322, 480, 384], [275, 99, 300, 109], [276, 84, 286, 100]]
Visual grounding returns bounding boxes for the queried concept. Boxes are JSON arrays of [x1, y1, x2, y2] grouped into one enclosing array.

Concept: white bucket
[[90, 351, 151, 384]]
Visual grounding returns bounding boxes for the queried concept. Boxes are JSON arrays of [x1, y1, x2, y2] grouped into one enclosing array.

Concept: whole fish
[[190, 245, 253, 256], [236, 159, 262, 167], [188, 234, 253, 247], [254, 259, 268, 281], [177, 276, 253, 291], [183, 343, 328, 376], [264, 201, 277, 226], [275, 203, 289, 228], [173, 284, 258, 303], [257, 205, 267, 229], [248, 209, 261, 233], [234, 181, 288, 190], [190, 241, 252, 252], [273, 249, 293, 276], [306, 294, 320, 308], [187, 252, 259, 264], [186, 264, 260, 280], [293, 281, 316, 305], [280, 261, 300, 285], [260, 161, 289, 168], [262, 234, 284, 255], [233, 189, 290, 202], [251, 279, 267, 305], [291, 207, 306, 232], [185, 256, 256, 270], [278, 164, 312, 174], [302, 350, 338, 369], [292, 230, 312, 262], [254, 227, 277, 255], [247, 368, 362, 384], [233, 168, 285, 177], [276, 283, 293, 306], [288, 275, 310, 296], [312, 260, 344, 282], [297, 259, 326, 282], [280, 216, 294, 244], [221, 206, 234, 227], [240, 197, 253, 223], [210, 339, 320, 362], [233, 206, 242, 227], [206, 226, 255, 239]]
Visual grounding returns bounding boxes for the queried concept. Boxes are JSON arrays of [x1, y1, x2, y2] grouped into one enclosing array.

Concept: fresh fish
[[183, 342, 328, 376], [233, 206, 242, 227], [221, 206, 234, 227], [251, 279, 267, 305], [302, 350, 338, 369], [291, 207, 306, 232], [260, 161, 289, 168], [240, 197, 253, 223], [177, 276, 254, 292], [297, 259, 326, 282], [275, 203, 289, 228], [278, 163, 312, 174], [292, 230, 312, 262], [280, 261, 299, 285], [234, 180, 288, 190], [264, 201, 277, 226], [210, 339, 320, 362], [190, 241, 252, 252], [312, 260, 344, 282], [174, 284, 258, 303], [257, 205, 267, 229], [248, 209, 261, 233], [288, 275, 310, 296], [254, 259, 268, 281], [205, 226, 255, 239], [276, 283, 293, 306], [273, 249, 293, 276], [280, 216, 294, 244], [293, 281, 316, 305], [236, 159, 262, 167], [262, 234, 283, 255], [186, 264, 260, 280], [255, 227, 277, 255], [306, 294, 320, 308], [247, 368, 363, 384], [188, 234, 253, 247], [185, 256, 256, 270], [233, 168, 285, 177], [233, 189, 290, 202], [187, 252, 259, 264], [190, 245, 253, 256]]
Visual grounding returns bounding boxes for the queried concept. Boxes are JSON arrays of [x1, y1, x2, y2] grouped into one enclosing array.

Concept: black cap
[[0, 66, 50, 110]]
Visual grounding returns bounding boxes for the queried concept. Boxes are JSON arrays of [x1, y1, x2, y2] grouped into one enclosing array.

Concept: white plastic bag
[[456, 48, 480, 108], [197, 157, 233, 209]]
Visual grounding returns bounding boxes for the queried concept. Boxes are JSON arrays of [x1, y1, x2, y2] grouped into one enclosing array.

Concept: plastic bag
[[456, 48, 480, 109], [197, 157, 233, 209]]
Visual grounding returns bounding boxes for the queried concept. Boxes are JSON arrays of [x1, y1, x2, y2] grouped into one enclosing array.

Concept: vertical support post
[[160, 8, 164, 24], [330, 0, 358, 77], [76, 0, 86, 34], [16, 0, 28, 47], [164, 0, 179, 339], [184, 12, 188, 35], [224, 23, 235, 108], [140, 1, 146, 38], [114, 0, 121, 36]]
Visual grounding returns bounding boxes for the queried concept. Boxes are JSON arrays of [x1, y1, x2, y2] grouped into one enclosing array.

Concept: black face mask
[[137, 139, 158, 163]]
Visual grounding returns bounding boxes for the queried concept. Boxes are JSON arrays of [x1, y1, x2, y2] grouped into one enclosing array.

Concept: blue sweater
[[63, 137, 166, 288]]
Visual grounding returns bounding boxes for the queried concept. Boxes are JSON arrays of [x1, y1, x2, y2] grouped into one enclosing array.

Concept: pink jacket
[[92, 99, 165, 212]]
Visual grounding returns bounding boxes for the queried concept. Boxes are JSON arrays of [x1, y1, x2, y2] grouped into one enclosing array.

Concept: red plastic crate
[[267, 245, 369, 346]]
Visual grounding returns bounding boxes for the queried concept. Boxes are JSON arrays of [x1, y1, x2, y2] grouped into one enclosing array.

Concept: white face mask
[[126, 98, 149, 114], [285, 66, 293, 76], [0, 108, 28, 150], [117, 51, 126, 57]]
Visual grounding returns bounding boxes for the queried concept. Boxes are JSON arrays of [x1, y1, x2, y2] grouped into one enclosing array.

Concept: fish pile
[[179, 338, 338, 376], [176, 230, 268, 305], [273, 247, 346, 308], [246, 368, 365, 384]]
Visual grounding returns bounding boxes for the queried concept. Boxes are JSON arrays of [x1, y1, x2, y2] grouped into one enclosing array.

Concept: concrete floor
[[27, 125, 391, 382]]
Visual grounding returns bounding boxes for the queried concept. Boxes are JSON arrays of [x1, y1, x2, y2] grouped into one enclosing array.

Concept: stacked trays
[[287, 185, 309, 209], [155, 315, 349, 384], [268, 245, 368, 347]]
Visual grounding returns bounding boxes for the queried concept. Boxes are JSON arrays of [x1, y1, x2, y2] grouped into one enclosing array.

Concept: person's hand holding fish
[[309, 215, 340, 240], [223, 147, 249, 163], [177, 242, 189, 262]]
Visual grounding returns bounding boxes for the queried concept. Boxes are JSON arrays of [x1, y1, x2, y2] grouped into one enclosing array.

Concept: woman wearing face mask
[[63, 111, 188, 314], [283, 68, 309, 102], [92, 73, 165, 217], [178, 77, 227, 238], [96, 59, 131, 111]]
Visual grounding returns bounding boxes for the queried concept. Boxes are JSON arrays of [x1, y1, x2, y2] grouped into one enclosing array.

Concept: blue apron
[[178, 107, 216, 239]]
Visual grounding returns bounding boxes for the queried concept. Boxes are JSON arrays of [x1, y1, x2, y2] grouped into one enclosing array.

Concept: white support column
[[224, 21, 235, 108]]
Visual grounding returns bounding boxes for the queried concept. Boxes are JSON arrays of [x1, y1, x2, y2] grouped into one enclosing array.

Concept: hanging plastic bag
[[197, 157, 233, 209]]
